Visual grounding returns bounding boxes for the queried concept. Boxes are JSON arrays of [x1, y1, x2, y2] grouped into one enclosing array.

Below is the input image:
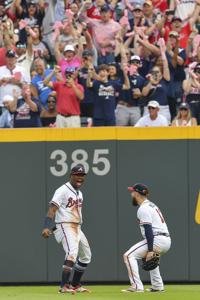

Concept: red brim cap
[[128, 187, 134, 191]]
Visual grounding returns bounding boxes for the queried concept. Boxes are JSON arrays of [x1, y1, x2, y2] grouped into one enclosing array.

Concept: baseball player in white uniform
[[42, 164, 91, 294], [122, 183, 171, 293]]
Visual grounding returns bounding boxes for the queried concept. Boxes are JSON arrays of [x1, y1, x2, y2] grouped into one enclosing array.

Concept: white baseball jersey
[[50, 182, 83, 224], [137, 199, 169, 239]]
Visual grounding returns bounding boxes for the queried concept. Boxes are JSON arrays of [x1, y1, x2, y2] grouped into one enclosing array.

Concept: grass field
[[0, 285, 200, 300]]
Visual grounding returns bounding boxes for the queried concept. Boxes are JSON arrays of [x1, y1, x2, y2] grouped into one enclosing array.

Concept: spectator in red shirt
[[43, 66, 84, 128], [166, 2, 200, 49]]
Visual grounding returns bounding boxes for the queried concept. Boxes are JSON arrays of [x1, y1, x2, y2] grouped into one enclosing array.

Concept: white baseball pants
[[53, 223, 91, 264], [123, 236, 171, 291]]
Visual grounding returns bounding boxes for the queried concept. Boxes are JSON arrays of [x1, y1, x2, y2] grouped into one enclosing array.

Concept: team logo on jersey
[[66, 197, 83, 208]]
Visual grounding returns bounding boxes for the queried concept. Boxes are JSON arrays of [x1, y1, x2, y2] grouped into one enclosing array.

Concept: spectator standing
[[78, 49, 95, 120], [85, 4, 122, 64], [87, 64, 130, 126], [183, 63, 200, 124], [31, 58, 57, 108], [15, 37, 34, 82], [8, 84, 42, 128], [116, 55, 145, 126], [142, 39, 171, 123], [171, 102, 197, 126], [0, 50, 29, 108], [135, 100, 168, 127], [44, 66, 84, 128], [55, 43, 81, 79], [166, 31, 186, 121]]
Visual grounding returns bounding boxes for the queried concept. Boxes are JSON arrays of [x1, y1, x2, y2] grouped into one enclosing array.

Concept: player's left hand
[[42, 228, 51, 238], [145, 251, 155, 261]]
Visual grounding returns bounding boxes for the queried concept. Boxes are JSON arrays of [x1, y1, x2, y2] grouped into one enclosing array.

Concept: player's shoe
[[121, 286, 144, 293], [146, 288, 164, 292], [59, 284, 76, 294], [71, 284, 91, 293]]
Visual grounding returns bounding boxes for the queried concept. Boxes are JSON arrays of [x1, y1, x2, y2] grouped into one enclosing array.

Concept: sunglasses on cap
[[169, 34, 177, 38], [131, 60, 140, 64], [180, 107, 188, 111]]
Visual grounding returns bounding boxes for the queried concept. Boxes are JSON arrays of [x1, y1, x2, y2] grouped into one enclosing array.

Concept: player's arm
[[42, 204, 58, 238], [143, 224, 154, 260]]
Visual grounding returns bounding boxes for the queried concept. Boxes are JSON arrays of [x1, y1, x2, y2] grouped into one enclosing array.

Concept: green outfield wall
[[0, 127, 200, 283]]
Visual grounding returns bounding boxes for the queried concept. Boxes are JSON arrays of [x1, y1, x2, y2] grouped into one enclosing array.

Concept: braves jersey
[[50, 182, 83, 224], [137, 200, 169, 239]]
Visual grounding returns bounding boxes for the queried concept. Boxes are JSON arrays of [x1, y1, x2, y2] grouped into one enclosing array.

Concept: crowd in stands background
[[0, 0, 200, 128]]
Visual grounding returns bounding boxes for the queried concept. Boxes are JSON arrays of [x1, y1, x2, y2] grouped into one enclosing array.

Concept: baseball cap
[[6, 50, 16, 58], [71, 164, 87, 175], [133, 4, 142, 11], [147, 100, 160, 108], [128, 183, 149, 196], [172, 16, 182, 22], [28, 0, 37, 6], [64, 45, 75, 52], [82, 49, 94, 57], [16, 41, 26, 48], [143, 0, 153, 6], [130, 55, 141, 62], [100, 4, 111, 12], [179, 102, 190, 110]]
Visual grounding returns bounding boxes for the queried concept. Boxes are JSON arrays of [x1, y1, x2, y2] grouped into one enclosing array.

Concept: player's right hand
[[42, 228, 51, 238]]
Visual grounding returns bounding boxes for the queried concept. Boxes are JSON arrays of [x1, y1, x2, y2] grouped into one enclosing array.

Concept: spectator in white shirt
[[135, 100, 169, 127], [0, 50, 29, 108]]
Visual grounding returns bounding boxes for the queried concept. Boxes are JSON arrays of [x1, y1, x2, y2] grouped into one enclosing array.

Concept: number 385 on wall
[[50, 149, 111, 177]]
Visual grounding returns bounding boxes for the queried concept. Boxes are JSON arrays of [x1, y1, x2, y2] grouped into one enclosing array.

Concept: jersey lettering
[[66, 197, 83, 208]]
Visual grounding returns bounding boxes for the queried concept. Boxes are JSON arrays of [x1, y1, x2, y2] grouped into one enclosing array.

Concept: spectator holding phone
[[43, 65, 84, 128], [183, 63, 200, 124], [142, 38, 171, 123]]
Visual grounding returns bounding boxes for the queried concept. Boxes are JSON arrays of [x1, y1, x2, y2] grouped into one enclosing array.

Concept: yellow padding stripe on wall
[[0, 127, 200, 142]]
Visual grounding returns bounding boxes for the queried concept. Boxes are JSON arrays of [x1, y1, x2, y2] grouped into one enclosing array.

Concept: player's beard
[[132, 196, 138, 206]]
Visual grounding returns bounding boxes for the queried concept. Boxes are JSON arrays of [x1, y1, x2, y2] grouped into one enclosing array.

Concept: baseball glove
[[142, 253, 160, 271]]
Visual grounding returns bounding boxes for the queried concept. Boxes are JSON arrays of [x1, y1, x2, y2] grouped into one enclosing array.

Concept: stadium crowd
[[0, 0, 200, 128]]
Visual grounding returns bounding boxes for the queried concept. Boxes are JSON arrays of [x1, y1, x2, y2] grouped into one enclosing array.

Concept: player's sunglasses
[[179, 108, 188, 111]]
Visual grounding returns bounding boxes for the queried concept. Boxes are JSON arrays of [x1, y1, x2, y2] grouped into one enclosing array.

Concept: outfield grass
[[0, 285, 200, 300]]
